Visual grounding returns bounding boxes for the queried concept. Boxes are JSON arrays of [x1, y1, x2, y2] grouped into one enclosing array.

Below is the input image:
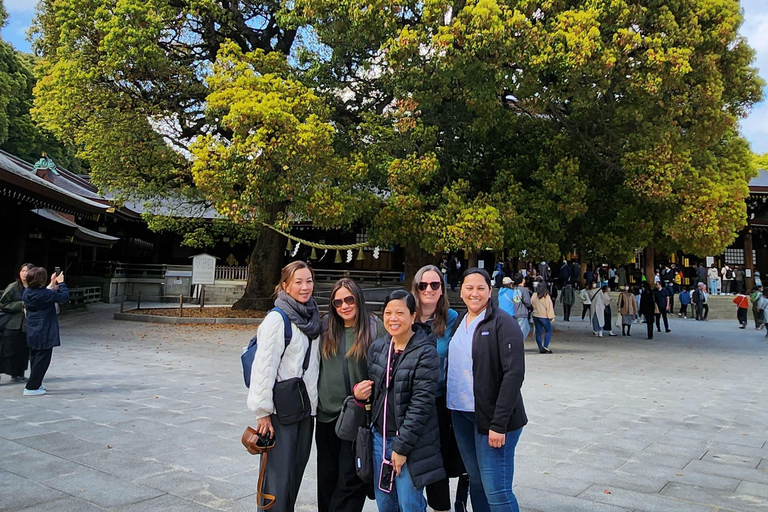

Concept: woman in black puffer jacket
[[367, 289, 445, 512]]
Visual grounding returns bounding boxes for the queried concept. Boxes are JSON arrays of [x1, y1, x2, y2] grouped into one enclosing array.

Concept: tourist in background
[[733, 291, 750, 329], [601, 285, 617, 336], [448, 268, 527, 512], [570, 260, 581, 287], [749, 285, 764, 330], [560, 282, 575, 321], [583, 266, 594, 289], [633, 285, 642, 323], [369, 290, 444, 512], [722, 264, 733, 294], [412, 266, 468, 512], [639, 283, 656, 339], [22, 267, 69, 396], [247, 261, 321, 512], [589, 282, 605, 337], [579, 284, 592, 321], [316, 278, 383, 512], [734, 266, 746, 295], [511, 274, 532, 340], [0, 263, 34, 384], [707, 265, 720, 296], [531, 281, 555, 353], [653, 282, 671, 333], [679, 287, 691, 318], [617, 286, 637, 336], [558, 261, 570, 290]]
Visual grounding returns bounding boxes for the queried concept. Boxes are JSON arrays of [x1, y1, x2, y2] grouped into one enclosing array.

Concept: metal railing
[[79, 261, 191, 279], [65, 286, 102, 308], [215, 266, 249, 281]]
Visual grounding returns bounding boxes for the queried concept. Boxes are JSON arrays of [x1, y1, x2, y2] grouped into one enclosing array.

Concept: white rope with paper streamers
[[346, 249, 353, 263], [291, 241, 301, 257], [373, 247, 380, 259]]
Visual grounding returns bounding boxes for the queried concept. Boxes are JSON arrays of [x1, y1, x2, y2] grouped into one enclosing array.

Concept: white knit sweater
[[246, 310, 320, 419]]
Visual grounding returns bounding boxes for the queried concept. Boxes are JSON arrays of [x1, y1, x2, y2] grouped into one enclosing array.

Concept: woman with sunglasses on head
[[247, 261, 322, 512], [369, 290, 445, 512], [316, 278, 384, 512], [448, 268, 527, 512], [0, 263, 34, 384], [412, 266, 469, 512]]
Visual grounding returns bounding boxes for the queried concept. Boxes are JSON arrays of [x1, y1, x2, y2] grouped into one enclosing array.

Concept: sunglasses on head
[[417, 281, 442, 291], [332, 296, 356, 308]]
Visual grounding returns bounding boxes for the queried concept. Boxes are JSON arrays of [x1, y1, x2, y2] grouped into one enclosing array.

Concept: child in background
[[733, 292, 750, 329], [679, 287, 691, 318]]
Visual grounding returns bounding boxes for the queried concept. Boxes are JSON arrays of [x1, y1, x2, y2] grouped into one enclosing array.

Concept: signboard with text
[[192, 253, 216, 285]]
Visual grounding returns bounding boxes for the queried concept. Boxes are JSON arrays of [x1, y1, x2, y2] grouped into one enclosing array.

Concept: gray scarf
[[274, 291, 322, 339]]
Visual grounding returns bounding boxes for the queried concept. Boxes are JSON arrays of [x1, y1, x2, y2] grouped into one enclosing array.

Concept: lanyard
[[382, 339, 394, 459]]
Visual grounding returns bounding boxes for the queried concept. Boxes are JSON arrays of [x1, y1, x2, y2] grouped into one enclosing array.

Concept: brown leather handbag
[[242, 426, 277, 510]]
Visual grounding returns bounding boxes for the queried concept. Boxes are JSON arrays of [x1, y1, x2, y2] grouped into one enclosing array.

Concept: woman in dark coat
[[22, 267, 69, 396], [0, 263, 34, 383], [448, 268, 527, 512], [639, 282, 656, 340], [368, 289, 444, 512]]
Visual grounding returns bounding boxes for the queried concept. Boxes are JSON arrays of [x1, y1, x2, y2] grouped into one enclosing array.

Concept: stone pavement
[[1, 304, 767, 512]]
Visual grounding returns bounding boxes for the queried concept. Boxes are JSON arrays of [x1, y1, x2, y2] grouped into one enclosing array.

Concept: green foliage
[[756, 153, 768, 171], [31, 0, 766, 266]]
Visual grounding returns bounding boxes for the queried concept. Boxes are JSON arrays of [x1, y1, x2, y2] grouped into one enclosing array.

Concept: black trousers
[[563, 304, 572, 321], [646, 317, 654, 339], [737, 308, 748, 326], [581, 304, 590, 319], [603, 306, 612, 331], [26, 348, 52, 391], [0, 330, 28, 377], [679, 304, 688, 317], [315, 420, 368, 512], [695, 302, 704, 320], [262, 415, 313, 512], [655, 310, 669, 331], [426, 395, 468, 510]]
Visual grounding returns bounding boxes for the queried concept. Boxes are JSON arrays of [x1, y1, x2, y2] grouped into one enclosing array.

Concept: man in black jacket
[[447, 268, 527, 512]]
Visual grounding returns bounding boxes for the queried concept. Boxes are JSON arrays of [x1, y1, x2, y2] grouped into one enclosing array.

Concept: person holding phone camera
[[246, 261, 321, 512], [448, 268, 527, 512], [316, 278, 384, 512], [368, 290, 444, 512], [21, 267, 69, 396]]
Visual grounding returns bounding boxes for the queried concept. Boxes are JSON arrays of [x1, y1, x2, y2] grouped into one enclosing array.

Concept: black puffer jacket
[[368, 323, 446, 488]]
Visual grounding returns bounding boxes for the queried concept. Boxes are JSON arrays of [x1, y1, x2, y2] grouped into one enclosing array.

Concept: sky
[[1, 0, 767, 154]]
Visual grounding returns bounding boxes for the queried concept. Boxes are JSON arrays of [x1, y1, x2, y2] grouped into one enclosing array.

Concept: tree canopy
[[29, 0, 765, 305]]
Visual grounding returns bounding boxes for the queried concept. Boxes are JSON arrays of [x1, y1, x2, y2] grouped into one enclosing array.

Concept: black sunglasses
[[417, 281, 442, 291], [332, 296, 356, 308]]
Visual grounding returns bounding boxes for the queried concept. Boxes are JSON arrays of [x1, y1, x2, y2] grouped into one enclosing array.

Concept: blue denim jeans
[[516, 317, 530, 340], [372, 429, 427, 512], [451, 411, 522, 512], [532, 317, 552, 349]]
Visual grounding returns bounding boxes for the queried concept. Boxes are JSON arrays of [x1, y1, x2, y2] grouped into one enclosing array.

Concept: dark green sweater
[[317, 316, 384, 423]]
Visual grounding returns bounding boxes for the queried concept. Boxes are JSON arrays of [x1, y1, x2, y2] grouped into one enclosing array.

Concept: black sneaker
[[11, 376, 27, 383]]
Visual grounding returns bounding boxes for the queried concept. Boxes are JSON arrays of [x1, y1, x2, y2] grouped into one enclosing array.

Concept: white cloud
[[3, 0, 38, 14]]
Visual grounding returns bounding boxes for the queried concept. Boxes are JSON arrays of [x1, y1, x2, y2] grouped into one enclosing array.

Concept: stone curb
[[113, 312, 264, 325]]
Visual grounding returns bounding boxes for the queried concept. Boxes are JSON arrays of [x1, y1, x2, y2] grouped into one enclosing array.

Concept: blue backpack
[[241, 307, 292, 388]]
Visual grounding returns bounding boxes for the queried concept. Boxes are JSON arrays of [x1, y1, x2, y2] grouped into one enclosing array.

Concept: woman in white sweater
[[247, 261, 322, 512]]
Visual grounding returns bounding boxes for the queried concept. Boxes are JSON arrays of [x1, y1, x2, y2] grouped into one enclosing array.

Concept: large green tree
[[296, 0, 764, 265], [31, 0, 764, 307]]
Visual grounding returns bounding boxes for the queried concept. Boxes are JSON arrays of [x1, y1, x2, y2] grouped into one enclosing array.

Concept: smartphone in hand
[[378, 460, 394, 493]]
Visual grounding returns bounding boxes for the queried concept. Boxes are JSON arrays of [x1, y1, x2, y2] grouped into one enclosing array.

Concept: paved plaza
[[1, 305, 767, 512]]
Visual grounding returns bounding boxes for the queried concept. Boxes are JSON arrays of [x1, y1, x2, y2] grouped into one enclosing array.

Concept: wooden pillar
[[644, 247, 655, 284], [745, 233, 755, 290]]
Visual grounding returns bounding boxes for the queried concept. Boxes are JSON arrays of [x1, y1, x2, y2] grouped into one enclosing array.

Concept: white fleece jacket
[[246, 310, 321, 419]]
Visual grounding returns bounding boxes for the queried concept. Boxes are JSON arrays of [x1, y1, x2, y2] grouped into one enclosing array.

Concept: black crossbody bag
[[273, 340, 312, 425]]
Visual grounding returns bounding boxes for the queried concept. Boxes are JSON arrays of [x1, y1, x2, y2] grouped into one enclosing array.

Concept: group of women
[[247, 261, 527, 512], [0, 263, 69, 395]]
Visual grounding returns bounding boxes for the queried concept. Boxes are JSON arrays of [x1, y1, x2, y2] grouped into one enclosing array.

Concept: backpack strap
[[271, 307, 293, 357]]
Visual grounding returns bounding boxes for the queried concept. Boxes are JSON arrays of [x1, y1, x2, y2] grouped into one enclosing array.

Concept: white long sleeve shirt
[[246, 310, 320, 419]]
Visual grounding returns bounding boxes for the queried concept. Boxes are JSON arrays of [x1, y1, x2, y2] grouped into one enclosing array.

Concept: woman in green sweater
[[316, 278, 384, 512]]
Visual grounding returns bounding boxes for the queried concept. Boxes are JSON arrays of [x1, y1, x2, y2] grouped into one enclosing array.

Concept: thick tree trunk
[[644, 247, 655, 284], [467, 251, 478, 269], [232, 222, 285, 310], [403, 243, 435, 291]]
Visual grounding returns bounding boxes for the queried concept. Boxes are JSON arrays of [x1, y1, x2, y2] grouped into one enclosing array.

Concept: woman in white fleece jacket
[[247, 261, 322, 512]]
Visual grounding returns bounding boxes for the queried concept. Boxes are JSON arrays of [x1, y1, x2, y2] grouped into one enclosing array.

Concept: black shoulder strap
[[340, 328, 352, 394]]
